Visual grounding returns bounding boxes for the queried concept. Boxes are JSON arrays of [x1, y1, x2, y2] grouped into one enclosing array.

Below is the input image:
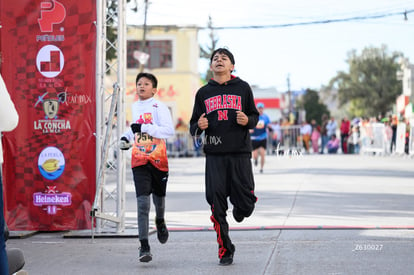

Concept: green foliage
[[200, 16, 219, 82], [106, 0, 133, 63], [329, 45, 402, 118], [297, 89, 330, 125]]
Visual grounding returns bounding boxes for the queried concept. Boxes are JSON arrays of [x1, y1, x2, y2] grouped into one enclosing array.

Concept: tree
[[106, 0, 134, 63], [328, 45, 402, 118], [296, 89, 330, 125], [199, 16, 219, 83]]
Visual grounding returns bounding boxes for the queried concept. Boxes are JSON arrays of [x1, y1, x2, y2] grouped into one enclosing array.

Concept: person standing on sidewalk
[[251, 102, 271, 173], [120, 73, 174, 263], [189, 48, 259, 265], [340, 117, 351, 154], [326, 116, 337, 139], [0, 74, 19, 275], [390, 114, 398, 153], [300, 120, 312, 154], [311, 124, 321, 154], [320, 114, 329, 154]]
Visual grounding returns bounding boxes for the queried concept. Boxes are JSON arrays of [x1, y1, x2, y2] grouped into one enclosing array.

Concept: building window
[[127, 40, 172, 69]]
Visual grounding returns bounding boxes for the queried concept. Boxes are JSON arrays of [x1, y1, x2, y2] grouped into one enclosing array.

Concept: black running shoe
[[155, 217, 169, 244], [139, 246, 152, 263], [232, 208, 244, 223], [219, 245, 235, 266]]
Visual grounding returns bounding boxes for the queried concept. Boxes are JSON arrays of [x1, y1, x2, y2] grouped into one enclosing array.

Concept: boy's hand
[[119, 137, 131, 150], [236, 111, 248, 126], [198, 113, 208, 130]]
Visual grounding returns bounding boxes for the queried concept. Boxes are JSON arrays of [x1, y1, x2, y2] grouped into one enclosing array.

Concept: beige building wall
[[124, 25, 202, 127]]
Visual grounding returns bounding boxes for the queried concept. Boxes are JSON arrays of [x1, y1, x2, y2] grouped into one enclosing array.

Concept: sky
[[126, 0, 414, 92]]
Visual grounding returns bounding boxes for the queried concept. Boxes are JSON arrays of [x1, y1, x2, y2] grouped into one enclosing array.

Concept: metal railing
[[165, 124, 414, 157]]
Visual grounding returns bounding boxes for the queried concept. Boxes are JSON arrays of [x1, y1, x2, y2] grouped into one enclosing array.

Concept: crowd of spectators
[[267, 114, 412, 155], [164, 114, 412, 157]]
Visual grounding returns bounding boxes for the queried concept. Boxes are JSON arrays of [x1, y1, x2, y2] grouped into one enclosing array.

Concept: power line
[[205, 9, 414, 30]]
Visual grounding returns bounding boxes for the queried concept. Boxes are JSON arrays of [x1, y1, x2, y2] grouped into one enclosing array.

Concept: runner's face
[[210, 53, 234, 74], [136, 77, 156, 100]]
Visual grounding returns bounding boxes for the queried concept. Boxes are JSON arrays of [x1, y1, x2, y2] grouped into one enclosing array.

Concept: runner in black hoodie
[[189, 48, 259, 265]]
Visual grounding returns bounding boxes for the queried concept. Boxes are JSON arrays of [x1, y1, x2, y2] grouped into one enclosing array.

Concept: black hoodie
[[189, 76, 259, 155]]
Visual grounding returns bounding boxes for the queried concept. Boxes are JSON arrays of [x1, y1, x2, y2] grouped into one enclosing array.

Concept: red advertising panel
[[0, 0, 96, 230]]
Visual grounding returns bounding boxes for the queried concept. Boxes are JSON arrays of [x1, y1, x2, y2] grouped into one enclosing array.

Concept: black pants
[[205, 154, 257, 258], [0, 169, 8, 275]]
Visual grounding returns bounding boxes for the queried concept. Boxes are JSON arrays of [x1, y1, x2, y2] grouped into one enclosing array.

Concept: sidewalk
[[7, 154, 414, 274]]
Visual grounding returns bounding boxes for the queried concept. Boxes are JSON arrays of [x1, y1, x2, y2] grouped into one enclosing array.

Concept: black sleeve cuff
[[131, 123, 142, 133]]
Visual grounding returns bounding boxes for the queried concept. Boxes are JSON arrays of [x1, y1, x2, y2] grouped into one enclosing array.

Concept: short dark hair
[[210, 48, 235, 65], [136, 72, 158, 88]]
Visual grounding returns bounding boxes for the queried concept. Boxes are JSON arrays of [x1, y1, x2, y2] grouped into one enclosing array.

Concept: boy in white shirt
[[120, 73, 174, 263]]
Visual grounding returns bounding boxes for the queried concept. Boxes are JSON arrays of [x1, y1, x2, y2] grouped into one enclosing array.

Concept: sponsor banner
[[0, 0, 96, 230]]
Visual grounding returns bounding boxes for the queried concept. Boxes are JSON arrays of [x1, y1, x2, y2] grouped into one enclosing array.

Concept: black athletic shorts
[[251, 139, 267, 150], [132, 163, 168, 197]]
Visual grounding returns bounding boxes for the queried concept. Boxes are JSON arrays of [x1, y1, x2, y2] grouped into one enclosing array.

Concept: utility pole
[[139, 0, 148, 72], [287, 74, 292, 114]]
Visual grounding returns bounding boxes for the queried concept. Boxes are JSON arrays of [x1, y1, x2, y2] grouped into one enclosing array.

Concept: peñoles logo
[[38, 0, 66, 33]]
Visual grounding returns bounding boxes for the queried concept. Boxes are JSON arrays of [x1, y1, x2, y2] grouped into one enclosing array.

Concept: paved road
[[7, 154, 414, 274]]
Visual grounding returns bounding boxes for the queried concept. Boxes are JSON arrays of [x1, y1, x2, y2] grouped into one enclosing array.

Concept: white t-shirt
[[122, 97, 174, 171], [0, 75, 19, 164]]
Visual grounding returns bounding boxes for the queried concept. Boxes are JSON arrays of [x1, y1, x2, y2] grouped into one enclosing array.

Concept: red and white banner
[[0, 0, 96, 230]]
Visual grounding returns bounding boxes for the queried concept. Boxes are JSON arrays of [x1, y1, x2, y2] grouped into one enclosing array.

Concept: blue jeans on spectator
[[0, 170, 9, 275], [328, 147, 338, 154], [320, 135, 329, 154]]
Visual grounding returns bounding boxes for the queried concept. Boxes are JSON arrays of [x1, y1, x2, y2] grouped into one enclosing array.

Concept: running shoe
[[139, 245, 152, 263], [155, 217, 169, 244], [232, 207, 244, 223], [219, 244, 235, 265]]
